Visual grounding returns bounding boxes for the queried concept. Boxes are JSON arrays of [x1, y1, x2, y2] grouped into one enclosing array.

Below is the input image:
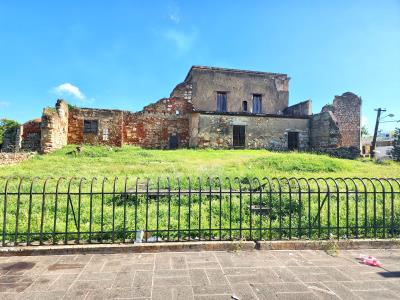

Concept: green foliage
[[391, 128, 400, 162], [361, 125, 369, 137], [0, 118, 19, 144]]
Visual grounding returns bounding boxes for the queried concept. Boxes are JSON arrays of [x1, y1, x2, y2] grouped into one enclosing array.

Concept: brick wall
[[123, 97, 192, 149], [68, 108, 124, 147]]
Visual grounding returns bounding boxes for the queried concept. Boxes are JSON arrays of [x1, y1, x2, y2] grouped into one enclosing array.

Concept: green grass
[[1, 144, 399, 179], [0, 145, 399, 245]]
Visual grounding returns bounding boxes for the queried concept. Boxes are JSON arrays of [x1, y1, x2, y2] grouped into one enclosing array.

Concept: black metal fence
[[0, 177, 399, 246]]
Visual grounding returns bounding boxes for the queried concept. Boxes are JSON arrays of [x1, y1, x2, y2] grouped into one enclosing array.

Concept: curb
[[0, 241, 256, 256], [256, 239, 400, 250], [0, 239, 399, 256]]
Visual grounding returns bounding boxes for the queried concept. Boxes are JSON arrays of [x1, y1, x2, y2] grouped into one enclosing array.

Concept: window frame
[[216, 92, 227, 112], [83, 120, 99, 134], [252, 94, 262, 114], [242, 101, 248, 112]]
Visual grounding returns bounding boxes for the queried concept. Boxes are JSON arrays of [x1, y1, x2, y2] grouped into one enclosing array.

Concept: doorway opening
[[288, 132, 299, 150], [168, 134, 179, 149], [233, 125, 245, 148]]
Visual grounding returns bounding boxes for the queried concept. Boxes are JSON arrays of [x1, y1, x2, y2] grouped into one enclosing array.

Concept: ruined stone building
[[1, 66, 361, 157]]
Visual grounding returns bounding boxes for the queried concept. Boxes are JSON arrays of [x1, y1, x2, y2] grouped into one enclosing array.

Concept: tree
[[391, 128, 400, 162], [0, 119, 19, 145], [361, 125, 369, 137]]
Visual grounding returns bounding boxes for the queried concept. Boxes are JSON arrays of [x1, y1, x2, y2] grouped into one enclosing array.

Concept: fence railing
[[0, 177, 399, 246]]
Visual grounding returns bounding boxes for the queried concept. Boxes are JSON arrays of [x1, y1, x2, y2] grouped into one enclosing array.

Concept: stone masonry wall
[[123, 97, 192, 149], [283, 100, 312, 117], [68, 108, 124, 147], [310, 111, 341, 149], [190, 113, 310, 150], [331, 92, 361, 148], [20, 119, 41, 151], [40, 100, 69, 154]]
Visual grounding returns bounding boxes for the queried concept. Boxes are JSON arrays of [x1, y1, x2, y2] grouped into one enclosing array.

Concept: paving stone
[[189, 269, 209, 286], [323, 282, 363, 300], [354, 289, 400, 300], [153, 276, 191, 286], [48, 274, 78, 291], [192, 284, 231, 295], [0, 249, 399, 299], [112, 271, 134, 288], [152, 285, 193, 300], [70, 279, 114, 290], [231, 283, 258, 300]]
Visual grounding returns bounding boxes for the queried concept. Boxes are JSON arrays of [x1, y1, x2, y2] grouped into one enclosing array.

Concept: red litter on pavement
[[358, 254, 383, 267]]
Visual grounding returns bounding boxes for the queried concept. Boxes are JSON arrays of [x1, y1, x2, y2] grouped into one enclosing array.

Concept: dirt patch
[[0, 262, 35, 272], [48, 263, 84, 271], [0, 152, 35, 166]]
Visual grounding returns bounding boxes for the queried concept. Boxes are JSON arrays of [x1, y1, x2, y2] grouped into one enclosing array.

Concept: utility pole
[[371, 108, 386, 158]]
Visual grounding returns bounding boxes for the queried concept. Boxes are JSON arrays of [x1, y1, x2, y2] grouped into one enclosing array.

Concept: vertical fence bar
[[65, 178, 75, 244], [40, 178, 51, 245], [349, 179, 359, 238], [89, 177, 96, 243], [123, 177, 128, 243], [77, 178, 85, 244], [27, 178, 37, 246], [101, 177, 107, 241], [135, 177, 139, 240], [145, 178, 149, 243], [14, 178, 24, 246], [248, 178, 253, 240], [217, 177, 222, 241], [226, 177, 232, 240], [112, 177, 117, 243], [292, 178, 302, 239], [234, 178, 243, 240], [208, 177, 212, 241], [167, 177, 171, 242], [53, 178, 64, 245], [273, 178, 282, 240], [188, 177, 191, 241], [284, 179, 292, 240], [198, 177, 202, 241], [156, 177, 160, 242], [177, 177, 181, 242], [2, 178, 14, 246], [254, 178, 262, 241]]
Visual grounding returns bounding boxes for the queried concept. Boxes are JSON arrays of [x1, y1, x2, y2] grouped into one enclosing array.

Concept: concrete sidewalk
[[0, 249, 399, 299]]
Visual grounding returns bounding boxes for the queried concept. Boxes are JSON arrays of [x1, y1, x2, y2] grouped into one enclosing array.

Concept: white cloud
[[362, 116, 368, 126], [53, 83, 85, 100], [163, 29, 196, 53], [169, 13, 180, 24], [0, 101, 10, 108], [168, 4, 180, 23]]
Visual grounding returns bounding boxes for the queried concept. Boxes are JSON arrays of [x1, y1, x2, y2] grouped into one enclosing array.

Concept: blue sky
[[0, 1, 399, 132]]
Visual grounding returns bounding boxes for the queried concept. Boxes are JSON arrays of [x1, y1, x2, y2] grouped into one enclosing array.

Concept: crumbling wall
[[190, 113, 310, 150], [283, 100, 312, 117], [40, 100, 69, 154], [20, 119, 41, 151], [310, 111, 340, 149], [311, 92, 361, 159], [124, 97, 192, 149], [68, 108, 124, 147], [1, 126, 19, 152], [329, 92, 361, 148]]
